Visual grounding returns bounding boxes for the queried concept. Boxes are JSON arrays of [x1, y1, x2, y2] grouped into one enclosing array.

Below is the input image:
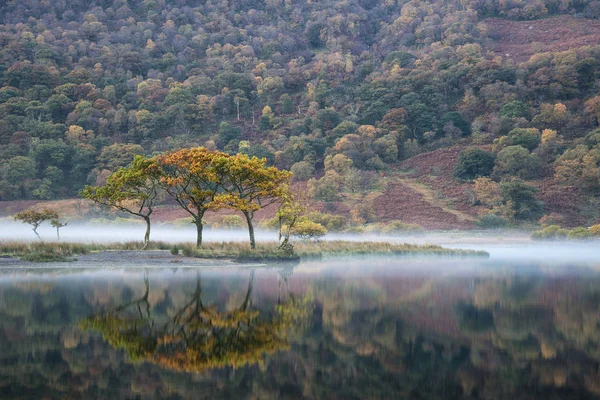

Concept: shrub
[[539, 213, 565, 228], [531, 225, 569, 240], [380, 220, 423, 234], [306, 211, 347, 231], [291, 220, 328, 240], [589, 224, 600, 236], [476, 214, 508, 229], [454, 148, 496, 180], [567, 227, 594, 240], [170, 245, 180, 255]]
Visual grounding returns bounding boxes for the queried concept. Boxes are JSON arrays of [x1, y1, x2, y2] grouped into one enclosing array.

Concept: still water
[[1, 251, 599, 399]]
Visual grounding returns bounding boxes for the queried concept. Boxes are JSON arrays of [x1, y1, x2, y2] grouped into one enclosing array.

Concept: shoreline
[[0, 241, 489, 267]]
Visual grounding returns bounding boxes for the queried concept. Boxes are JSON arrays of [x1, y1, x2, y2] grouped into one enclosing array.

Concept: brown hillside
[[485, 16, 600, 62]]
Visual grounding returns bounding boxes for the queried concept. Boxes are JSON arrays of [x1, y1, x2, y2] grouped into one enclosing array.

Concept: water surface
[[1, 250, 599, 399]]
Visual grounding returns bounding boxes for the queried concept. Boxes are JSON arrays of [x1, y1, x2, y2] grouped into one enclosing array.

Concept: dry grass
[[0, 240, 488, 262]]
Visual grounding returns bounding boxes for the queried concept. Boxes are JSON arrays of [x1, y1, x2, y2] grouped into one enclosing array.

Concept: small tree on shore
[[14, 208, 58, 239], [50, 219, 67, 240], [82, 156, 161, 249], [276, 190, 307, 252]]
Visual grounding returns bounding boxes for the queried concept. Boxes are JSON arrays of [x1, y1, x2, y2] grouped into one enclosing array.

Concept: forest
[[2, 0, 600, 227]]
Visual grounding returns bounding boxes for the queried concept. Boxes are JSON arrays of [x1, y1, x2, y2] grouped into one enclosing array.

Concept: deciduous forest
[[2, 0, 600, 228]]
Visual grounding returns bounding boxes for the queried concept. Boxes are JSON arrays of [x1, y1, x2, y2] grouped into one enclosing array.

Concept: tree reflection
[[80, 269, 312, 373]]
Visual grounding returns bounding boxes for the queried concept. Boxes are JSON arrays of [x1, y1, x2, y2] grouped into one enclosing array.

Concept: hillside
[[485, 15, 600, 62], [1, 0, 600, 230]]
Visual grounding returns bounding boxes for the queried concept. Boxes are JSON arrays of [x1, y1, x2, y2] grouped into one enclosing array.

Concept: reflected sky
[[0, 256, 599, 399]]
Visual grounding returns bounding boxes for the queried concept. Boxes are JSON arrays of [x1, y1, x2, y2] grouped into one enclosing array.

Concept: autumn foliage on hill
[[2, 0, 600, 226]]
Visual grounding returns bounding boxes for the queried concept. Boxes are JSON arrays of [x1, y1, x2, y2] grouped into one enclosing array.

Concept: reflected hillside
[[0, 260, 599, 399]]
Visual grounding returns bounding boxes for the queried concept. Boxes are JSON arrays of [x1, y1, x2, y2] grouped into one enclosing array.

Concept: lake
[[0, 245, 599, 399]]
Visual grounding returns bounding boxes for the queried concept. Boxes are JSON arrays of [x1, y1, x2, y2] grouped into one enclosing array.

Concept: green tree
[[494, 146, 542, 180], [454, 148, 496, 180], [500, 179, 544, 221], [82, 156, 162, 249]]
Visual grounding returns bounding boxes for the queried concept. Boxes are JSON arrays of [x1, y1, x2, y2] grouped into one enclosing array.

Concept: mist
[[2, 220, 600, 265]]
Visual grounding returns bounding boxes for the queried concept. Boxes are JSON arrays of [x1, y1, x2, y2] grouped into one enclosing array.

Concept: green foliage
[[566, 227, 594, 240], [531, 225, 569, 240], [494, 146, 542, 180], [499, 101, 528, 118], [507, 128, 541, 151], [476, 214, 509, 229], [454, 148, 496, 180], [499, 179, 544, 221]]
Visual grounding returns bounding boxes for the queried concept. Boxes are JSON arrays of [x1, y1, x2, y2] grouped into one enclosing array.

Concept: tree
[[14, 208, 58, 239], [50, 219, 67, 240], [214, 154, 292, 249], [493, 146, 542, 180], [454, 148, 496, 180], [276, 190, 307, 252], [499, 179, 544, 221], [82, 156, 162, 249], [155, 147, 227, 247]]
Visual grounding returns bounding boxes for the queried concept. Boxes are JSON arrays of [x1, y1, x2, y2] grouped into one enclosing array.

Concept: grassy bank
[[0, 240, 488, 263]]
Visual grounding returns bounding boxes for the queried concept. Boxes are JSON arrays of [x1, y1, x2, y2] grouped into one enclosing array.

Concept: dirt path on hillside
[[373, 178, 476, 230], [397, 179, 476, 223]]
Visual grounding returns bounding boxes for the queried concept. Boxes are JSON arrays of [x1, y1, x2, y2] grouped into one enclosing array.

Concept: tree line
[[82, 148, 292, 249]]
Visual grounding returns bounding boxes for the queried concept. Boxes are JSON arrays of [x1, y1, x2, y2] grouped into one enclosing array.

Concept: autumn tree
[[14, 208, 58, 239], [82, 156, 162, 249], [155, 147, 228, 247], [215, 154, 292, 249]]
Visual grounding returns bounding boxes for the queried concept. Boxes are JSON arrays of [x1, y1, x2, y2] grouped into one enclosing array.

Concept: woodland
[[2, 0, 600, 228]]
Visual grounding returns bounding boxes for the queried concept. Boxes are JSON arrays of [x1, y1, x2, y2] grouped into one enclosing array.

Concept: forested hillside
[[2, 0, 600, 227]]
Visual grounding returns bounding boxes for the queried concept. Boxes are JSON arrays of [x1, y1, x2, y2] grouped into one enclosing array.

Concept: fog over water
[[2, 220, 600, 265]]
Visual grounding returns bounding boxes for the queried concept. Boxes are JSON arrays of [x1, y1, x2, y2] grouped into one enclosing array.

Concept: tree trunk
[[33, 226, 41, 240], [241, 270, 255, 311], [142, 216, 151, 250], [243, 211, 256, 249], [56, 228, 60, 241], [195, 215, 204, 248]]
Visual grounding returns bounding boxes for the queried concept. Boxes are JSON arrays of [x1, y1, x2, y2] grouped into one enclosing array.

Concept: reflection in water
[[80, 269, 313, 373], [0, 259, 599, 399]]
